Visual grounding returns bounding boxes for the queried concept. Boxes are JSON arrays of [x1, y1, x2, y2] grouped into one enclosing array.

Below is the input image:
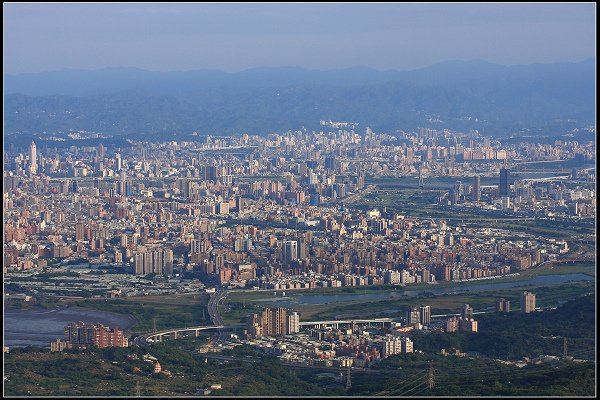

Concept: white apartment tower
[[29, 141, 38, 175]]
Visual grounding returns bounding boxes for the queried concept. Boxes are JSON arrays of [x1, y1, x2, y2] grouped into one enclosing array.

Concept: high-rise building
[[260, 308, 273, 336], [384, 270, 401, 284], [134, 247, 173, 276], [64, 322, 127, 348], [75, 221, 86, 241], [287, 312, 300, 335], [248, 307, 298, 337], [383, 335, 401, 357], [496, 298, 510, 313], [454, 181, 464, 200], [64, 321, 95, 345], [521, 291, 536, 313], [324, 156, 340, 171], [500, 168, 510, 207], [118, 171, 126, 195], [162, 249, 174, 276], [400, 270, 412, 284], [401, 337, 414, 353], [217, 201, 229, 214], [28, 141, 38, 175], [96, 143, 106, 158], [459, 318, 478, 333], [297, 239, 307, 260], [191, 238, 210, 258], [446, 317, 459, 332], [461, 304, 473, 319], [419, 305, 431, 326], [283, 240, 298, 265], [406, 306, 420, 325], [134, 250, 148, 275], [472, 175, 481, 201], [247, 314, 264, 337], [273, 307, 287, 336]]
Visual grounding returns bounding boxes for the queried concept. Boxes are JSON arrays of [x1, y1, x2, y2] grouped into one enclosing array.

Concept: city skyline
[[3, 2, 596, 397]]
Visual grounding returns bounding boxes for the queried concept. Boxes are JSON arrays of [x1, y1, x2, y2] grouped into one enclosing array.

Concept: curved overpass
[[134, 325, 223, 347], [133, 317, 396, 346]]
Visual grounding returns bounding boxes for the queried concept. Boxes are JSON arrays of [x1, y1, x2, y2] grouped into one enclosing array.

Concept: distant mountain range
[[4, 59, 595, 139]]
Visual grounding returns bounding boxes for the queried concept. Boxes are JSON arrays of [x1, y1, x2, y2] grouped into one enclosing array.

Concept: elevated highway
[[133, 317, 397, 346], [299, 318, 394, 329], [134, 325, 223, 347]]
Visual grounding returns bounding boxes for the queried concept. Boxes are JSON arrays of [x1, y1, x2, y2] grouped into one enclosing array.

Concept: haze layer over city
[[3, 2, 596, 398]]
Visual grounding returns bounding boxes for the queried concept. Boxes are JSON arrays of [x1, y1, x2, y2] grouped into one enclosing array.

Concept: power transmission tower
[[153, 318, 157, 331], [427, 361, 435, 390], [563, 337, 568, 358], [135, 380, 141, 397], [346, 367, 352, 390]]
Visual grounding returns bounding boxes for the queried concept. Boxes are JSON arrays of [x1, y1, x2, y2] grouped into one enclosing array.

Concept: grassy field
[[44, 262, 593, 329], [56, 261, 594, 328], [517, 261, 595, 278], [310, 281, 594, 320], [221, 277, 595, 323], [71, 294, 210, 333]]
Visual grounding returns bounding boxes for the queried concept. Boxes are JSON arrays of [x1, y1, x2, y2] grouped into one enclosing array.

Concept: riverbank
[[4, 306, 137, 348], [221, 270, 595, 323]]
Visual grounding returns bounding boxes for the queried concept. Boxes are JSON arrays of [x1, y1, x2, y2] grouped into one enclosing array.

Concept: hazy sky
[[4, 3, 596, 74]]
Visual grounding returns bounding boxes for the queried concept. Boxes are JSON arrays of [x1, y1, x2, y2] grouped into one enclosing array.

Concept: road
[[340, 185, 375, 204], [207, 287, 227, 326], [132, 287, 227, 347]]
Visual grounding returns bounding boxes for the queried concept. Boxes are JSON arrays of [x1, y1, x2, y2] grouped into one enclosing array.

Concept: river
[[4, 306, 137, 348], [256, 273, 594, 307], [5, 273, 593, 348]]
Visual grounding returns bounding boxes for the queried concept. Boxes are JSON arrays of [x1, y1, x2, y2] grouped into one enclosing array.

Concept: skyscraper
[[75, 221, 86, 241], [134, 248, 173, 276], [406, 306, 420, 325], [283, 240, 298, 265], [472, 175, 481, 201], [419, 305, 431, 326], [401, 337, 414, 353], [261, 308, 274, 336], [287, 312, 300, 334], [249, 307, 296, 337], [496, 298, 510, 313], [28, 141, 37, 175], [115, 153, 122, 171], [96, 143, 106, 158], [273, 307, 287, 336], [499, 168, 510, 204], [383, 335, 401, 357], [521, 291, 536, 313]]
